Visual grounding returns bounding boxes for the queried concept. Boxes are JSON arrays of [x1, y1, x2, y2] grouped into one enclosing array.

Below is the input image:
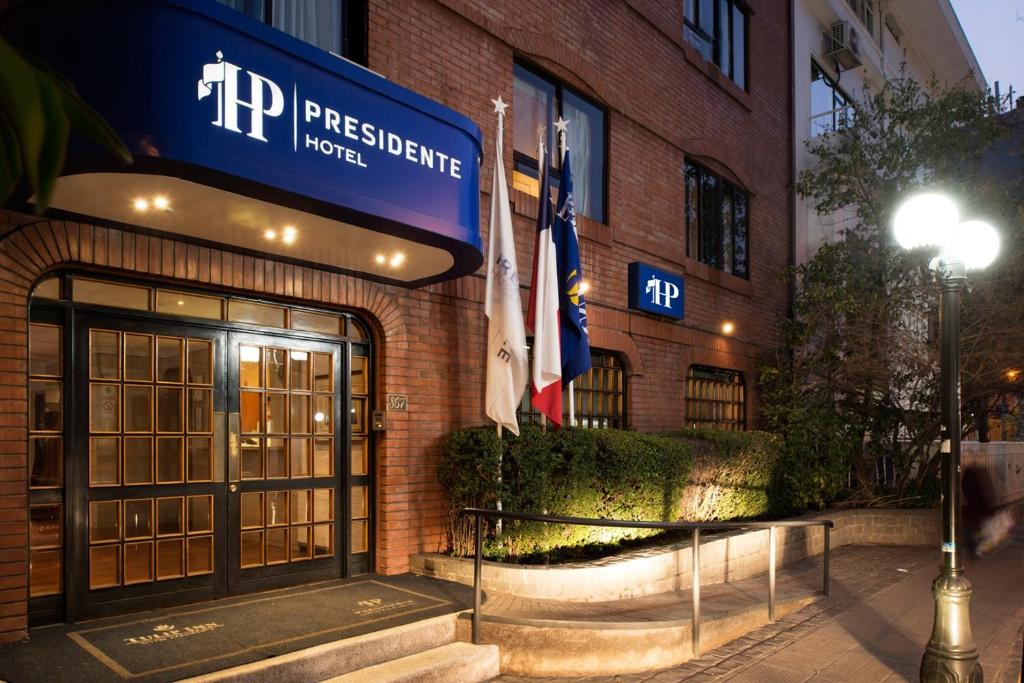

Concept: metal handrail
[[459, 508, 833, 657]]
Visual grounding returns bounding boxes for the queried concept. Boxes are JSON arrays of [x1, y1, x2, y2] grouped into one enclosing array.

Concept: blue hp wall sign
[[628, 263, 684, 320]]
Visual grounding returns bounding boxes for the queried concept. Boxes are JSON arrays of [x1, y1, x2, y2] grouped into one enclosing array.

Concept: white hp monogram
[[198, 51, 284, 142], [645, 276, 680, 308]]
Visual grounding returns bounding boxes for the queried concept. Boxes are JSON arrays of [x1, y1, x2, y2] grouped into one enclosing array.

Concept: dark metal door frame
[[224, 330, 348, 594], [68, 313, 228, 621]]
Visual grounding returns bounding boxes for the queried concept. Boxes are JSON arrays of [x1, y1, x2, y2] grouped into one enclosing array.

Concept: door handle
[[228, 412, 240, 482], [229, 484, 238, 493], [214, 411, 225, 483]]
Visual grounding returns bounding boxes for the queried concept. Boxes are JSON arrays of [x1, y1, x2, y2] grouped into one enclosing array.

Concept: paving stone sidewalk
[[495, 528, 1024, 682]]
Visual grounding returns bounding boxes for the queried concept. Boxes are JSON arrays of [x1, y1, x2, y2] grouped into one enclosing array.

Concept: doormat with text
[[0, 577, 465, 682]]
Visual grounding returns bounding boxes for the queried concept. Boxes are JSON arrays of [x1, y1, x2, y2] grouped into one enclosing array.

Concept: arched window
[[518, 348, 626, 429], [685, 365, 745, 431]]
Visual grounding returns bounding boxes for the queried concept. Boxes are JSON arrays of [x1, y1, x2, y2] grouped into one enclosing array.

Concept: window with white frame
[[810, 62, 854, 136]]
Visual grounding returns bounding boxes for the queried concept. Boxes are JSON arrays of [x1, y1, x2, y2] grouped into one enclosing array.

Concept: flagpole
[[538, 126, 548, 434], [494, 102, 507, 533], [555, 120, 578, 429]]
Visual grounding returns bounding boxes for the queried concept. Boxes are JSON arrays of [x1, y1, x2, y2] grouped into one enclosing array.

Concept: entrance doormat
[[0, 575, 468, 682]]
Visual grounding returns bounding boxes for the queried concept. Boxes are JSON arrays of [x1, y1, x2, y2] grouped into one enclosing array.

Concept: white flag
[[484, 122, 528, 434]]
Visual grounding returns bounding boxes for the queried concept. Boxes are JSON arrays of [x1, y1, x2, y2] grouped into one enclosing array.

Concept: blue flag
[[553, 149, 591, 383]]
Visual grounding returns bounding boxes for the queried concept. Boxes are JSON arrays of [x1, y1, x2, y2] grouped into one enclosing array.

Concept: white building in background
[[794, 0, 986, 264]]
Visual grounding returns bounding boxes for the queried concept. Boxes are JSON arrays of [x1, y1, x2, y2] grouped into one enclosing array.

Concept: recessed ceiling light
[[375, 254, 387, 265], [176, 299, 185, 306], [390, 252, 405, 267], [152, 196, 170, 211], [264, 229, 276, 240], [722, 321, 735, 335], [132, 197, 150, 212], [282, 226, 297, 244]]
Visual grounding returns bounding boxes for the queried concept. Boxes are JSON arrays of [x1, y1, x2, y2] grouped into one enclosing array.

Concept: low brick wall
[[410, 508, 940, 603]]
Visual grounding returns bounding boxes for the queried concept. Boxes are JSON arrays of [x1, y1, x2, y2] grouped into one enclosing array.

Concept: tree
[[0, 37, 130, 211], [762, 71, 1023, 505]]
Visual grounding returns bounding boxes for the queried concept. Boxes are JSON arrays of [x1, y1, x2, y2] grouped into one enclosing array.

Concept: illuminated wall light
[[579, 280, 591, 295], [132, 197, 150, 212], [389, 252, 406, 268], [1008, 369, 1021, 381], [314, 412, 326, 423], [264, 229, 277, 240], [375, 254, 387, 265], [281, 226, 297, 244], [152, 196, 170, 211], [721, 321, 735, 335]]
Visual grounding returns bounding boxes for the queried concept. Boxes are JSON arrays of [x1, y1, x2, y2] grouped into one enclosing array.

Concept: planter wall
[[410, 508, 940, 602]]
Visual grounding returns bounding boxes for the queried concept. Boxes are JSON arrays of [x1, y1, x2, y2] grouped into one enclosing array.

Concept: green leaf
[[0, 112, 21, 201], [0, 38, 46, 195], [32, 72, 70, 210], [0, 112, 20, 200]]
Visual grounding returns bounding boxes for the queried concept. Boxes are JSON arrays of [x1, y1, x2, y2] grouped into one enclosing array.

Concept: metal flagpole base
[[920, 569, 983, 682]]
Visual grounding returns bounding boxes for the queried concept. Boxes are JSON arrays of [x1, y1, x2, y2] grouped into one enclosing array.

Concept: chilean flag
[[526, 147, 563, 426]]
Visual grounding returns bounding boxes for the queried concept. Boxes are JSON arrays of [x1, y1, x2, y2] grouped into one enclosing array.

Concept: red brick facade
[[0, 0, 791, 643]]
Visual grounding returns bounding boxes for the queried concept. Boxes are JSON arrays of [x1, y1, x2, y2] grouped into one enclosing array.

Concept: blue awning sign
[[3, 0, 484, 286]]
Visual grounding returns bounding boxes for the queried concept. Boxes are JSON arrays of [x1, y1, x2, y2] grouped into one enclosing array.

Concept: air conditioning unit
[[824, 21, 862, 70]]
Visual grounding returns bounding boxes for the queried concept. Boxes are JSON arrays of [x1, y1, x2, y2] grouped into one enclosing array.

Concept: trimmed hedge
[[668, 429, 785, 520], [439, 424, 693, 559]]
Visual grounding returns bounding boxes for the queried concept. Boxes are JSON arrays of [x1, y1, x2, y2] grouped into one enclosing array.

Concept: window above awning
[[3, 0, 483, 287]]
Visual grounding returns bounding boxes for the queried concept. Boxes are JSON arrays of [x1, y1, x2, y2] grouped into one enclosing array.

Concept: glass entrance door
[[69, 316, 356, 619], [72, 315, 227, 618], [226, 333, 344, 592]]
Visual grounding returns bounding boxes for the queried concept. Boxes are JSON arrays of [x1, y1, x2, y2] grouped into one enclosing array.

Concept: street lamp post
[[893, 193, 1000, 683]]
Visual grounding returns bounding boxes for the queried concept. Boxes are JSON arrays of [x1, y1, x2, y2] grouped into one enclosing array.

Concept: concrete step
[[460, 552, 832, 676], [322, 641, 500, 683], [180, 611, 465, 683], [461, 593, 817, 677]]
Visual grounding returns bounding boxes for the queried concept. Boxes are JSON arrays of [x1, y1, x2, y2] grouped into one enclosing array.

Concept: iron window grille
[[518, 348, 626, 429], [685, 365, 745, 431]]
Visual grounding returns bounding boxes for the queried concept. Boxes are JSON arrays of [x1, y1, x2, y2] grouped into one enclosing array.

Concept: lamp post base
[[920, 569, 983, 682]]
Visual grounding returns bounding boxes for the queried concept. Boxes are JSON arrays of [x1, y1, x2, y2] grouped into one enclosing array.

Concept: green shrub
[[667, 429, 783, 520], [438, 427, 502, 556], [439, 424, 693, 560]]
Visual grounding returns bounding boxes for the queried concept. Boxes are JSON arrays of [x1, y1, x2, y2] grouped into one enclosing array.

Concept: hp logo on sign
[[645, 275, 680, 309], [197, 51, 284, 142]]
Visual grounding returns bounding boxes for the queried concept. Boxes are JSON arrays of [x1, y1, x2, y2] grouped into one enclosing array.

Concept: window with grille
[[685, 365, 745, 431], [518, 349, 626, 429]]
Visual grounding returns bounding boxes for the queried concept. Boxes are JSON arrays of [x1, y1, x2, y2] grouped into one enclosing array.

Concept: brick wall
[[369, 0, 792, 429], [0, 0, 791, 642]]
